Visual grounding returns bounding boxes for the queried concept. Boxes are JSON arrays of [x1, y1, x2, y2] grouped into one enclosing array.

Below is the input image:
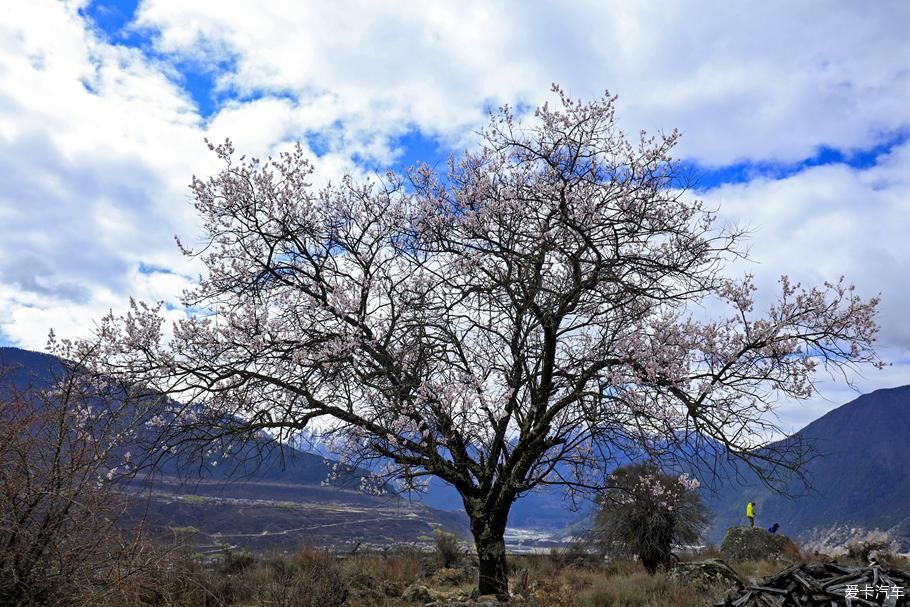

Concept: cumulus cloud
[[134, 0, 910, 164], [0, 0, 908, 429], [709, 141, 910, 349], [699, 140, 910, 430], [0, 0, 205, 346]]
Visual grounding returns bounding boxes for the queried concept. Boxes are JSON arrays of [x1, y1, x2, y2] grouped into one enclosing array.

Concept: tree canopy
[[78, 86, 881, 596]]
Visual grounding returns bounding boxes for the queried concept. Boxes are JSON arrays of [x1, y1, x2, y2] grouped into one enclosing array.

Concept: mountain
[[0, 347, 469, 551], [0, 345, 585, 547], [416, 477, 594, 531], [295, 428, 595, 531], [0, 347, 362, 487], [701, 386, 910, 550], [20, 345, 908, 551]]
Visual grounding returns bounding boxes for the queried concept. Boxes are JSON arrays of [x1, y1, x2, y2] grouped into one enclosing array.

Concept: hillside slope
[[703, 386, 910, 549], [0, 346, 469, 550]]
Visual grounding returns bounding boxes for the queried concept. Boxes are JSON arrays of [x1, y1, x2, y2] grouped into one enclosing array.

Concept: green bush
[[433, 529, 462, 569]]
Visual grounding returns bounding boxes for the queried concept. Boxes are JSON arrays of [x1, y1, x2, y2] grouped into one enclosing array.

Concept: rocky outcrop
[[720, 527, 800, 562]]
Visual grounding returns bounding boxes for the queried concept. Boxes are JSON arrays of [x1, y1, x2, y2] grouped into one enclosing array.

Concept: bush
[[433, 529, 462, 569], [0, 353, 156, 606], [249, 548, 348, 607], [549, 542, 600, 569], [218, 549, 256, 576], [101, 545, 236, 607]]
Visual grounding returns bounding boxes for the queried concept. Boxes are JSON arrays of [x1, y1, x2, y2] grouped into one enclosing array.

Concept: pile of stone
[[717, 561, 910, 606]]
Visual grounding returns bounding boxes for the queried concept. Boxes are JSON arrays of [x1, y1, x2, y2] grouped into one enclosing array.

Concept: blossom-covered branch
[[77, 86, 881, 596]]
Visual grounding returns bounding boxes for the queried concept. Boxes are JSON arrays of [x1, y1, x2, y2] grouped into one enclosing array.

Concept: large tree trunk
[[468, 508, 510, 598]]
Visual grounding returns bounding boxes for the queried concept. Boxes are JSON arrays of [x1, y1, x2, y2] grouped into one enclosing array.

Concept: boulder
[[720, 527, 800, 562], [667, 559, 743, 591]]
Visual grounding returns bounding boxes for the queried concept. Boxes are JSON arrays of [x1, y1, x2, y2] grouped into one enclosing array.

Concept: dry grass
[[575, 570, 728, 607], [730, 559, 787, 583], [341, 549, 427, 606], [343, 549, 424, 586], [469, 553, 731, 606], [62, 540, 910, 606]]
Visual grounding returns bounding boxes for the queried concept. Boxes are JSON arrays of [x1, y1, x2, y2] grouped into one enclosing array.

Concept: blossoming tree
[[81, 87, 881, 596], [591, 463, 708, 573]]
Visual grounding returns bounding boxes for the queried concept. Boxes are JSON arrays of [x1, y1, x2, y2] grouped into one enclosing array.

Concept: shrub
[[218, 549, 256, 576], [433, 529, 462, 569], [0, 353, 156, 606], [239, 549, 347, 607], [103, 544, 236, 607]]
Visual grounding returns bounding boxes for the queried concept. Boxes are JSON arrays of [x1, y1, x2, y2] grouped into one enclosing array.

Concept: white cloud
[[710, 141, 910, 349], [0, 0, 908, 430], [0, 1, 206, 347], [702, 140, 910, 430], [133, 0, 910, 164]]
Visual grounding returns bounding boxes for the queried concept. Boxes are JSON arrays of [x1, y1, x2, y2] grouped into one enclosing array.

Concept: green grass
[[178, 494, 206, 504], [168, 525, 201, 534]]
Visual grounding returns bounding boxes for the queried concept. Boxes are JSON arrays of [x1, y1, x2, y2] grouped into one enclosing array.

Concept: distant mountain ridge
[[701, 385, 910, 550], [0, 347, 362, 488], [293, 403, 596, 531], [0, 346, 470, 550], [6, 346, 908, 551]]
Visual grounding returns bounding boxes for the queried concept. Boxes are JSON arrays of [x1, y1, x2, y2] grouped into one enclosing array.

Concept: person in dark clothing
[[768, 522, 780, 534]]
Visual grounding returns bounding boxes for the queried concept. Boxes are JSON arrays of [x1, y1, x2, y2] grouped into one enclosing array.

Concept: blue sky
[[1, 0, 909, 431], [81, 0, 229, 118]]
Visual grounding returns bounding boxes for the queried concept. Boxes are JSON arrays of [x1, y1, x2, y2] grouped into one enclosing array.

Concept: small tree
[[591, 464, 708, 573], [0, 344, 152, 605], [78, 86, 881, 597], [433, 529, 462, 569]]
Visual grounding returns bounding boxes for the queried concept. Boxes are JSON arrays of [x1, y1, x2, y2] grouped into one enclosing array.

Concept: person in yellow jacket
[[746, 501, 756, 527]]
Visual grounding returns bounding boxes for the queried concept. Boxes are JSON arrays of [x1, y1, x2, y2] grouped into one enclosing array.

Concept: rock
[[401, 583, 434, 603], [720, 526, 800, 562], [475, 594, 501, 606], [667, 558, 744, 591], [429, 589, 469, 603]]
